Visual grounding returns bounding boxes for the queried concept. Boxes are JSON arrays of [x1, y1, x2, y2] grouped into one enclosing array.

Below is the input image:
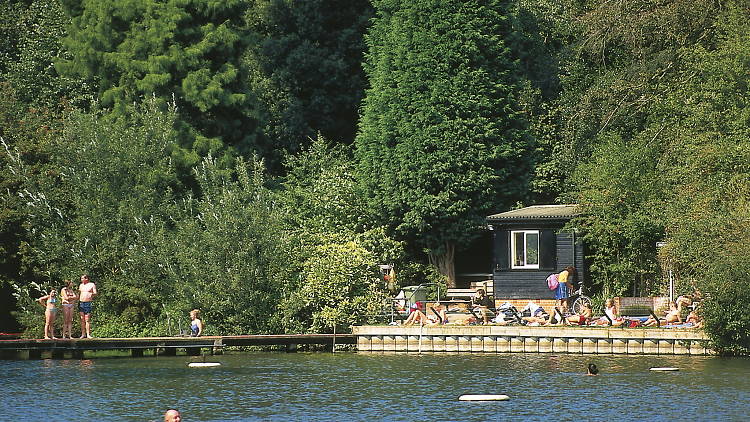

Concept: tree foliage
[[164, 156, 296, 335], [58, 0, 257, 161], [356, 0, 535, 286], [279, 137, 404, 332], [243, 0, 373, 161], [567, 1, 750, 352], [0, 0, 93, 111], [2, 0, 750, 353], [5, 100, 183, 336]]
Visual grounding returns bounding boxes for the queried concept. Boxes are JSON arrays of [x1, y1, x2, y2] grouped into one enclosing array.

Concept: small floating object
[[650, 367, 679, 371], [458, 394, 509, 401], [188, 362, 221, 367]]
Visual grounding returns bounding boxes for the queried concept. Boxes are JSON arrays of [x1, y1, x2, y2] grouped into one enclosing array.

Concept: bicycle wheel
[[572, 295, 592, 315]]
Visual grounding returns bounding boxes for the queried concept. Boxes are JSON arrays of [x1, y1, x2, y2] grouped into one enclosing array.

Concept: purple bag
[[547, 273, 559, 290]]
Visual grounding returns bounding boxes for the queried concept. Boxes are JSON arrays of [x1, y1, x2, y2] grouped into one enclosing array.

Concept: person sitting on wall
[[471, 288, 494, 324]]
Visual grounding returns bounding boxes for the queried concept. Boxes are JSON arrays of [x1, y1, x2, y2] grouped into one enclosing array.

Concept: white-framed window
[[511, 230, 540, 269]]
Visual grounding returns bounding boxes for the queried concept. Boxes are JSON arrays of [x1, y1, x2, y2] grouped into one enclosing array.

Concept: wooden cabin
[[486, 205, 586, 299]]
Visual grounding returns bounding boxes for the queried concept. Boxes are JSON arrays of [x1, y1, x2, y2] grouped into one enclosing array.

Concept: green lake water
[[1, 352, 748, 421]]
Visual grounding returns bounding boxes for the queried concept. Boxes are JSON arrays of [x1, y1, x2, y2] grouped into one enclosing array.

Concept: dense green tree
[[279, 137, 405, 332], [243, 0, 373, 161], [506, 0, 582, 202], [656, 4, 750, 353], [1, 0, 93, 110], [163, 156, 298, 335], [58, 0, 258, 162], [356, 0, 535, 287], [569, 1, 750, 352], [561, 0, 725, 296], [571, 132, 666, 297], [6, 100, 184, 337], [0, 0, 94, 330], [0, 0, 27, 76], [0, 83, 64, 331], [557, 0, 720, 166]]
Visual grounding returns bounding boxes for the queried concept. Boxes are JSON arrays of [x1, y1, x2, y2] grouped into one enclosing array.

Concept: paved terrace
[[353, 325, 711, 355]]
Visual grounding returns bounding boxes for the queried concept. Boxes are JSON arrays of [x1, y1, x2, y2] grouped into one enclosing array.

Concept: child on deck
[[567, 302, 593, 325], [37, 289, 59, 339], [60, 280, 78, 339]]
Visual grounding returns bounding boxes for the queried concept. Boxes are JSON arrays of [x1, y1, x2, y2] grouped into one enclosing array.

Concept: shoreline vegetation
[[1, 1, 749, 355]]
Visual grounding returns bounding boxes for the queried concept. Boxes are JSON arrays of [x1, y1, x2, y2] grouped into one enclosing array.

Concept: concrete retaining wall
[[353, 325, 711, 355]]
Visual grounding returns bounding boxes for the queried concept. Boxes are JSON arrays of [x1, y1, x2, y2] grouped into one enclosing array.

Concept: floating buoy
[[650, 367, 679, 371], [188, 362, 221, 367], [458, 394, 509, 401]]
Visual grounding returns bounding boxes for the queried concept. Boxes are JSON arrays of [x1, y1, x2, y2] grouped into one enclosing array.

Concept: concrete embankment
[[353, 325, 711, 355]]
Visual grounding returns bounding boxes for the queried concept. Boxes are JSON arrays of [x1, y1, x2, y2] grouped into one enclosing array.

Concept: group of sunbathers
[[402, 288, 702, 328], [463, 295, 702, 328], [513, 296, 702, 328]]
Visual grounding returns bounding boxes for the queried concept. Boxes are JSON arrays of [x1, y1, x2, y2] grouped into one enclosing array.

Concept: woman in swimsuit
[[60, 280, 78, 339], [37, 289, 59, 339], [592, 298, 626, 326], [190, 309, 203, 337], [403, 306, 448, 326], [644, 302, 681, 327]]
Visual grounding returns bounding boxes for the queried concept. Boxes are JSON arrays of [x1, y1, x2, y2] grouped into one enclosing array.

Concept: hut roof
[[486, 204, 580, 222]]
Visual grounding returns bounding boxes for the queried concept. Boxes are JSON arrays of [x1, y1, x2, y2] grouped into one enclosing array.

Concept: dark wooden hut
[[486, 205, 586, 299]]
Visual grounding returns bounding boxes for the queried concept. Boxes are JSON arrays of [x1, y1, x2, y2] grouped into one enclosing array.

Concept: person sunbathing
[[644, 302, 681, 326], [522, 307, 552, 325], [685, 310, 702, 328], [567, 302, 593, 326], [404, 306, 447, 326], [592, 299, 625, 326], [517, 302, 551, 325]]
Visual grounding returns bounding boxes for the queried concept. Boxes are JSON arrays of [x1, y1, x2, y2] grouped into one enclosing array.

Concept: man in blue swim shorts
[[78, 274, 97, 338]]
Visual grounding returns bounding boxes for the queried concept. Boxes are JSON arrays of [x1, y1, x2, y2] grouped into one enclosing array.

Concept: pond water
[[1, 352, 748, 421]]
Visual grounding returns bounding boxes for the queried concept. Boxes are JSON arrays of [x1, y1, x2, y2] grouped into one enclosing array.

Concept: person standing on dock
[[37, 289, 59, 339], [78, 274, 97, 338], [60, 279, 78, 339], [554, 266, 576, 314]]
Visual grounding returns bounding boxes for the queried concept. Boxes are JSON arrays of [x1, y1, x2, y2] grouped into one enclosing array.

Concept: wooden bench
[[443, 289, 496, 323], [446, 288, 477, 300]]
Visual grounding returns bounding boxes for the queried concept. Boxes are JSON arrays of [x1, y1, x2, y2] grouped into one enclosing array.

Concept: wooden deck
[[0, 334, 355, 359]]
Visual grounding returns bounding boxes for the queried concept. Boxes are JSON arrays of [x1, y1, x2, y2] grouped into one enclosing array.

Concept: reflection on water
[[1, 352, 748, 421]]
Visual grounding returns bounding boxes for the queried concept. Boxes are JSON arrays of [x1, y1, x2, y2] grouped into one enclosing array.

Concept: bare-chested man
[[78, 274, 97, 338]]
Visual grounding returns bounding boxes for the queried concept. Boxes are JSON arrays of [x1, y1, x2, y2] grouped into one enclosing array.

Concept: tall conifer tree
[[58, 0, 256, 158], [356, 0, 534, 286]]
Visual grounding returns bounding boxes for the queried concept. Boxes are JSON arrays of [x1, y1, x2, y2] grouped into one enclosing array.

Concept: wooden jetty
[[0, 334, 355, 359]]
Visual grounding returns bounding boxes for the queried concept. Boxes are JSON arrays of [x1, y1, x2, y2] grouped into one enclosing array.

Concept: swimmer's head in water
[[588, 363, 599, 375]]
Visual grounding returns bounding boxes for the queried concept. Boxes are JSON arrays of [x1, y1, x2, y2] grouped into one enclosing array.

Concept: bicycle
[[567, 281, 592, 315]]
